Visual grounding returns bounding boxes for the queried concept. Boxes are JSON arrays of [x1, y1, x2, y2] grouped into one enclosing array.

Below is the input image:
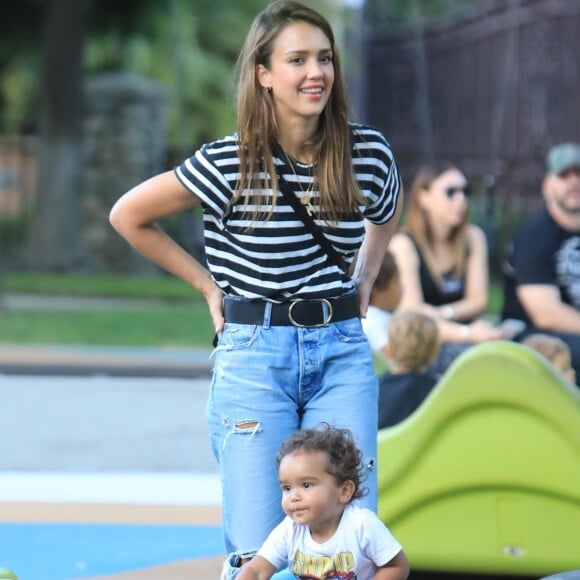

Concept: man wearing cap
[[502, 142, 580, 382]]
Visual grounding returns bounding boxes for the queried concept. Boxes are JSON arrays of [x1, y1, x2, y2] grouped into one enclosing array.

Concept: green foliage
[[0, 54, 39, 131], [0, 212, 31, 246], [0, 1, 42, 131], [85, 0, 268, 148]]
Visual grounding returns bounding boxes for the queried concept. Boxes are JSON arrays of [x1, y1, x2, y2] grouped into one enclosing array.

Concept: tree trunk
[[25, 0, 90, 271]]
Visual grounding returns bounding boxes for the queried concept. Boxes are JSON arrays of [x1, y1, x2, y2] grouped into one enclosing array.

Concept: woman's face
[[257, 21, 334, 126], [419, 168, 469, 228]]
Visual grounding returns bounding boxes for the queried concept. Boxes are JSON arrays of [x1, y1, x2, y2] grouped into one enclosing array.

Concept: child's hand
[[237, 555, 276, 580]]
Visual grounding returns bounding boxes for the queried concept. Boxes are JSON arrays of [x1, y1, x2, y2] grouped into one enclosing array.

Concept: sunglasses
[[444, 185, 471, 198]]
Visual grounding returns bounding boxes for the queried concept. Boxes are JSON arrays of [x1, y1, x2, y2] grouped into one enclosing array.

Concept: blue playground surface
[[0, 523, 223, 580]]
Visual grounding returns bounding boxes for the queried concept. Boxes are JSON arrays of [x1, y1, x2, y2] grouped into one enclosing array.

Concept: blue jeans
[[207, 313, 378, 566]]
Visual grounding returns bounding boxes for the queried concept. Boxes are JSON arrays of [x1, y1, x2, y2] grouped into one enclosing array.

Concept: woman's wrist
[[460, 324, 471, 341], [442, 305, 457, 321]]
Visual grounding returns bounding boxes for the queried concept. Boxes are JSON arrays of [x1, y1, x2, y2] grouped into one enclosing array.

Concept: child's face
[[372, 273, 402, 312], [279, 450, 353, 539]]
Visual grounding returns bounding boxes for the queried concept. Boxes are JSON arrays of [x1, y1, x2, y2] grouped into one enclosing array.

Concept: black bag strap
[[275, 169, 349, 274]]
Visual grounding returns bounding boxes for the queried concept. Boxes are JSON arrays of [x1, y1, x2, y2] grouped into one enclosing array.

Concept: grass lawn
[[1, 272, 214, 347], [3, 272, 201, 300], [0, 305, 215, 348]]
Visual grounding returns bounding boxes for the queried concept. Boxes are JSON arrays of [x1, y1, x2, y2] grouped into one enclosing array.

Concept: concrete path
[[0, 374, 216, 472]]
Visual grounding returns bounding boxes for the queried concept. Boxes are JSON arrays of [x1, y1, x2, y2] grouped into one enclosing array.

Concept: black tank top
[[406, 234, 466, 307]]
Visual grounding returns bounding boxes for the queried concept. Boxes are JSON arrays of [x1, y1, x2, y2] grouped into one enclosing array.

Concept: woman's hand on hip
[[205, 284, 225, 334], [356, 277, 373, 318]]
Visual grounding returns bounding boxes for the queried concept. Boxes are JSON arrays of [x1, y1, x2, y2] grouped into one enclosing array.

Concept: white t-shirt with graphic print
[[257, 503, 402, 579]]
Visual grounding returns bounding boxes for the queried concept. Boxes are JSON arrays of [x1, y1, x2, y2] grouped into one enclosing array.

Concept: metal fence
[[364, 0, 579, 220]]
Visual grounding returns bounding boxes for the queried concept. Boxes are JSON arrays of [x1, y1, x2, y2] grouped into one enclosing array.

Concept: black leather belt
[[223, 294, 359, 328]]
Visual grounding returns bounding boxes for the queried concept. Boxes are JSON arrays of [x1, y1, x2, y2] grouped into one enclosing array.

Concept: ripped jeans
[[207, 316, 378, 566]]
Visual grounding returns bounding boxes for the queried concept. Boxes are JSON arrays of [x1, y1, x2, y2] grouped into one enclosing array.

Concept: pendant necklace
[[281, 150, 316, 217]]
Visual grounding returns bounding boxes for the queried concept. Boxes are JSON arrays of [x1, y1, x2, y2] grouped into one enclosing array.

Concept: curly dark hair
[[276, 423, 368, 501]]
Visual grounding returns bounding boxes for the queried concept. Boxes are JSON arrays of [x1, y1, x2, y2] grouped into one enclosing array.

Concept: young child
[[522, 333, 577, 385], [361, 252, 402, 361], [238, 424, 409, 580], [379, 309, 440, 429]]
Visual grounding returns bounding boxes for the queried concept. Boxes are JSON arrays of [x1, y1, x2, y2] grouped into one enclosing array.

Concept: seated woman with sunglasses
[[385, 162, 507, 376]]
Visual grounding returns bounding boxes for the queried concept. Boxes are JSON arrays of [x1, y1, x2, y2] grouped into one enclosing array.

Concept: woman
[[109, 1, 402, 577], [388, 162, 504, 374]]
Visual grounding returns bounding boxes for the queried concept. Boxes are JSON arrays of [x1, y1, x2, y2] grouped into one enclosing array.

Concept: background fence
[[364, 0, 579, 225]]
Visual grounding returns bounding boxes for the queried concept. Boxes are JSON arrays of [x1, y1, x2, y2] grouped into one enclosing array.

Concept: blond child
[[379, 310, 440, 429], [522, 334, 576, 385], [238, 424, 409, 580]]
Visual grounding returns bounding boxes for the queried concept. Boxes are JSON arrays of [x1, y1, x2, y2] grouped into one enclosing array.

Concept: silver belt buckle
[[288, 298, 333, 328]]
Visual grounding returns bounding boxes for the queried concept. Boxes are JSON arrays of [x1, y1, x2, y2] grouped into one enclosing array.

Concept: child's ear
[[339, 480, 356, 504]]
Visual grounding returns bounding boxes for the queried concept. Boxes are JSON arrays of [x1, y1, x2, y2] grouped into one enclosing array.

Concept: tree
[[24, 0, 90, 270]]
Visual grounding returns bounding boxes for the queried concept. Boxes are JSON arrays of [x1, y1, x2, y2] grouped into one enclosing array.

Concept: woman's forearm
[[437, 295, 488, 322], [112, 221, 216, 298], [109, 171, 217, 299], [354, 209, 402, 315]]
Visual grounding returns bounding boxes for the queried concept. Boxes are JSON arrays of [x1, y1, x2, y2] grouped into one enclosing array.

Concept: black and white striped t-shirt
[[174, 123, 401, 301]]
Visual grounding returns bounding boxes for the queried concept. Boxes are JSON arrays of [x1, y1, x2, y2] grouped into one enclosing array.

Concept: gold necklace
[[281, 150, 316, 217]]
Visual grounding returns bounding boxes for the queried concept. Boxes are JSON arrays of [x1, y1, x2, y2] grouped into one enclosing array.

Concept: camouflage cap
[[546, 142, 580, 175]]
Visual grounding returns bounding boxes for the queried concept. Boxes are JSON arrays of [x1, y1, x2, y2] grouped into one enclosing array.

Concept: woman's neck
[[428, 219, 452, 244], [276, 117, 319, 163]]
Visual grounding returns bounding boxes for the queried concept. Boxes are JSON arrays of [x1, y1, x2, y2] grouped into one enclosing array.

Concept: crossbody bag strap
[[275, 171, 349, 274]]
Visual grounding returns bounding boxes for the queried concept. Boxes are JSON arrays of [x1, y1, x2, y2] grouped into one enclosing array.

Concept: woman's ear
[[256, 64, 271, 90]]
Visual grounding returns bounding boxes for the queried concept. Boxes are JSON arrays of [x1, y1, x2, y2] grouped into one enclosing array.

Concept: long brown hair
[[234, 0, 364, 222], [405, 162, 470, 285]]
